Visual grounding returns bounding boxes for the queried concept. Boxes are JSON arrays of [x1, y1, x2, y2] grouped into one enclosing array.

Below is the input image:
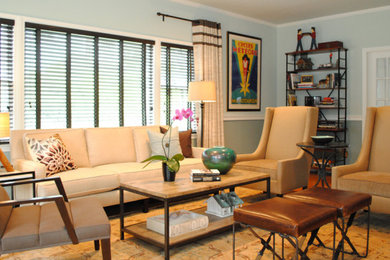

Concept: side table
[[297, 141, 348, 188]]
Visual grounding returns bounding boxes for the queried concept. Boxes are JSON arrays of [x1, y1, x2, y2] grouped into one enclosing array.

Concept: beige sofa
[[332, 106, 390, 214], [10, 126, 205, 207]]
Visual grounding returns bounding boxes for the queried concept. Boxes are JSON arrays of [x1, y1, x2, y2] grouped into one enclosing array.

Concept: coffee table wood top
[[120, 169, 269, 199]]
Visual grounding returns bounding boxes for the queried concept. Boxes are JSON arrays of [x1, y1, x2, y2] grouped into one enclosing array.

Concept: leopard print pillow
[[26, 134, 77, 176]]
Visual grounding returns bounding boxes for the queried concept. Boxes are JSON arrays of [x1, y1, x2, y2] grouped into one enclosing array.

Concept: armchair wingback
[[332, 106, 390, 214], [234, 106, 318, 195]]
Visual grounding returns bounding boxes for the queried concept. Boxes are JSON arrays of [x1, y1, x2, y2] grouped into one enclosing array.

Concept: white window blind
[[24, 23, 154, 129], [0, 19, 14, 128], [160, 43, 195, 131]]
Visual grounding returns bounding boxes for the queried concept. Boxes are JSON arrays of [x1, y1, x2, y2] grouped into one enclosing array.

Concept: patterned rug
[[2, 187, 389, 260]]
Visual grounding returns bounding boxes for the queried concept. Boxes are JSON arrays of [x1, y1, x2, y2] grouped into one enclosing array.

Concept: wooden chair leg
[[94, 240, 100, 251], [101, 238, 111, 260]]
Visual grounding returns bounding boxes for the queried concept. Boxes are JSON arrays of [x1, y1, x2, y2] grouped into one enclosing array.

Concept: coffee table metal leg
[[120, 188, 124, 240], [267, 178, 271, 198], [164, 200, 170, 260]]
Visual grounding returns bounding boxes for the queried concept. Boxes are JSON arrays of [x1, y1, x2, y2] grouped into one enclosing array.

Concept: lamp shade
[[0, 112, 10, 138], [188, 81, 216, 102]]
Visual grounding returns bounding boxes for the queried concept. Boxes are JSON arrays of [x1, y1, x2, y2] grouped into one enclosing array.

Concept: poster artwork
[[231, 40, 259, 106]]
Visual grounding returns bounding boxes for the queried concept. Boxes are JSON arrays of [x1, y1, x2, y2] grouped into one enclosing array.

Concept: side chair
[[0, 176, 111, 259]]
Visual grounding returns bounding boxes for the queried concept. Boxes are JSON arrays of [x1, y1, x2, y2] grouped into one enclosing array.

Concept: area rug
[[2, 187, 389, 259]]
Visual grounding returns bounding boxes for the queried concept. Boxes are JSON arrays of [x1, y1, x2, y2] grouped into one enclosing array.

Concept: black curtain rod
[[157, 12, 199, 24]]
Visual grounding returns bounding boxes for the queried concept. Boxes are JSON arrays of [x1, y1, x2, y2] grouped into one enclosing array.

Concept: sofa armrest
[[192, 147, 206, 158], [331, 162, 367, 188], [13, 159, 46, 179]]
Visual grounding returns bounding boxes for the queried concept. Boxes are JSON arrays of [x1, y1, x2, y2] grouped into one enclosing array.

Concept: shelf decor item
[[142, 108, 194, 182], [227, 31, 262, 111], [202, 146, 236, 175]]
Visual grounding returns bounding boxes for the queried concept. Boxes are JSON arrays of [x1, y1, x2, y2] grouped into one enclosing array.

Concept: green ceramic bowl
[[202, 146, 236, 175]]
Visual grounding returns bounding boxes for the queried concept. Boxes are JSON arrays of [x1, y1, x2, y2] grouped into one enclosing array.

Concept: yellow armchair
[[332, 106, 390, 214], [234, 106, 319, 195]]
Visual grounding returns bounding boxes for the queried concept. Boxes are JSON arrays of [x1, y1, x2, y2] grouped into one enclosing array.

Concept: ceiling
[[174, 0, 390, 25]]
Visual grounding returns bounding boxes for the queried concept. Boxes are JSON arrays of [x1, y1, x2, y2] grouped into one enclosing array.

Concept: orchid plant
[[142, 108, 194, 173]]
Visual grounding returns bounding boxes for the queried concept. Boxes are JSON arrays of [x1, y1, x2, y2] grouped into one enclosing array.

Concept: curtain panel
[[192, 20, 224, 147]]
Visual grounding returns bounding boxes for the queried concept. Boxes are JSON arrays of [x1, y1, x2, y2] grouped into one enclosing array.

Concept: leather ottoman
[[285, 187, 372, 258], [233, 197, 338, 259]]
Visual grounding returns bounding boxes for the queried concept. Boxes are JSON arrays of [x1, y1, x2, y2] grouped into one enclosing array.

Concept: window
[[24, 23, 154, 129], [0, 18, 14, 127], [160, 43, 196, 131]]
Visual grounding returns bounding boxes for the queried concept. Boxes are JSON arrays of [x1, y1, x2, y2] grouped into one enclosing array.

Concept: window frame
[[6, 14, 194, 130]]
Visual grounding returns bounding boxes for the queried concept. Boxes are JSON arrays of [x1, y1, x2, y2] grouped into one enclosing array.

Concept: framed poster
[[227, 31, 262, 111]]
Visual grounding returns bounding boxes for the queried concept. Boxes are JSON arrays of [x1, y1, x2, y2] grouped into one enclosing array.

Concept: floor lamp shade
[[188, 81, 217, 102], [0, 112, 13, 172], [0, 112, 10, 138], [188, 81, 217, 147]]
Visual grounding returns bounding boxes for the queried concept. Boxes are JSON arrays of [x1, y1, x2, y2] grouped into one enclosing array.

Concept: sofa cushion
[[85, 127, 136, 167], [337, 171, 390, 198], [95, 158, 204, 184], [36, 167, 119, 198], [148, 127, 182, 158], [25, 134, 77, 176], [161, 127, 193, 158], [132, 126, 160, 162], [23, 129, 90, 167]]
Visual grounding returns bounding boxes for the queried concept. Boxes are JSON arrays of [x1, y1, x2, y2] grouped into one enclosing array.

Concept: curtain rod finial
[[157, 12, 165, 22]]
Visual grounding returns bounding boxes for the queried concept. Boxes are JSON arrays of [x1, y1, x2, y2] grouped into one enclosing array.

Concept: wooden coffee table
[[119, 169, 270, 259]]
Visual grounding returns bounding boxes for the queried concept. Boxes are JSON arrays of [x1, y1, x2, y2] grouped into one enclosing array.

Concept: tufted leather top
[[285, 187, 372, 217], [234, 197, 337, 237]]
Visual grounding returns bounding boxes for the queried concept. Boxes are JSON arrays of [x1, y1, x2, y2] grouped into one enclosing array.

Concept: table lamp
[[188, 81, 217, 147], [0, 112, 14, 171]]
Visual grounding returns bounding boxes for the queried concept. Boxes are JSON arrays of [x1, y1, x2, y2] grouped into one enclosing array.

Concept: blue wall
[[0, 0, 277, 153], [1, 1, 389, 157]]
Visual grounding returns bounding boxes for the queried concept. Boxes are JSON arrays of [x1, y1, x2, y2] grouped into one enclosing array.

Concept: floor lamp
[[188, 81, 217, 147], [0, 112, 14, 172]]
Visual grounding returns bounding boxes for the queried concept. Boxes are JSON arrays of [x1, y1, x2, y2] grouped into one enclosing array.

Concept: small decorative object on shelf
[[205, 191, 243, 217], [297, 55, 313, 70], [146, 210, 209, 237], [202, 146, 236, 175], [296, 27, 318, 51], [318, 41, 343, 49], [310, 27, 317, 50]]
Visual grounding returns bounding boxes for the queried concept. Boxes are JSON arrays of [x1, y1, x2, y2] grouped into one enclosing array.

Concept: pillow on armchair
[[25, 134, 77, 176]]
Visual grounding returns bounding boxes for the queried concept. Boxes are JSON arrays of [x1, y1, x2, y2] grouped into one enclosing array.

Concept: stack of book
[[190, 169, 221, 182], [296, 82, 315, 89]]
